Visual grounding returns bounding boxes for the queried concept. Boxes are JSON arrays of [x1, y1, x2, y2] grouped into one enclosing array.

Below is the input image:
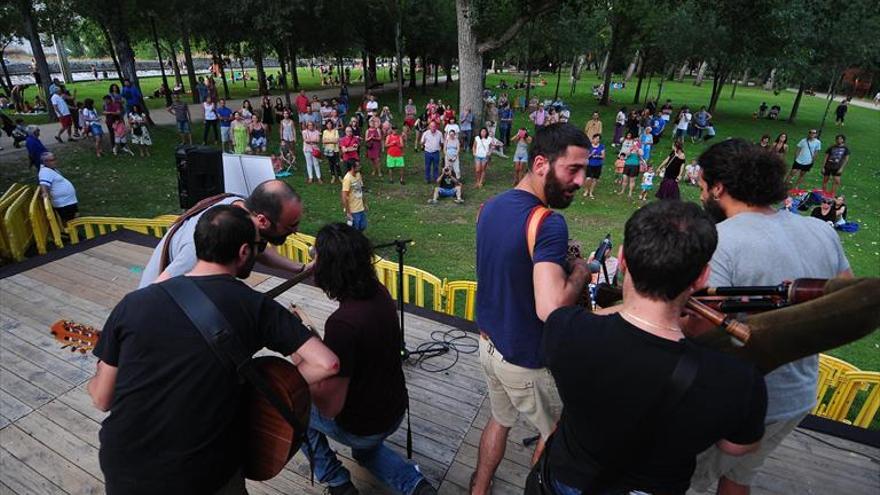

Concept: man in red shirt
[[339, 126, 360, 163], [295, 90, 310, 128]]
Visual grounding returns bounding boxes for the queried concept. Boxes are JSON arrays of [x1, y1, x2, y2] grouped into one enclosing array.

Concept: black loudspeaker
[[175, 145, 224, 209]]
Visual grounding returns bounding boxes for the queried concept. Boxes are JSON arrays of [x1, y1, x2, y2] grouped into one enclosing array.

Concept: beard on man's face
[[259, 228, 289, 246], [236, 248, 258, 279], [544, 165, 578, 209], [702, 195, 728, 224]]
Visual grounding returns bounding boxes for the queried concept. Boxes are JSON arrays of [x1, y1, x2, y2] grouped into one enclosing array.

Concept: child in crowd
[[685, 159, 701, 185], [639, 164, 655, 201], [614, 152, 626, 185], [640, 126, 653, 162], [73, 101, 84, 139], [112, 118, 134, 156]]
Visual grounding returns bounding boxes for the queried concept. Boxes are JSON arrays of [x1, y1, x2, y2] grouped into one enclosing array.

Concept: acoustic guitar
[[49, 267, 315, 481]]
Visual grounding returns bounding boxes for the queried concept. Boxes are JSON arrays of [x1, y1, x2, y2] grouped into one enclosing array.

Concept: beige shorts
[[690, 412, 808, 491], [478, 335, 561, 439]]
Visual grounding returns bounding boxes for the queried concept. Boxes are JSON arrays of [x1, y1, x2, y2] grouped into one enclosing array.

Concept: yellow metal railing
[[42, 194, 66, 249], [0, 183, 30, 260], [3, 186, 36, 261], [444, 280, 478, 321], [66, 217, 175, 244], [29, 188, 53, 255]]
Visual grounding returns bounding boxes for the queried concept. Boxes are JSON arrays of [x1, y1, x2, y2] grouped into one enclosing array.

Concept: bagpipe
[[570, 236, 880, 374]]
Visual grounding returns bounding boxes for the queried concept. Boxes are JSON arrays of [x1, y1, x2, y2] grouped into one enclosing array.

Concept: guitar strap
[[159, 276, 315, 483], [160, 193, 245, 272]]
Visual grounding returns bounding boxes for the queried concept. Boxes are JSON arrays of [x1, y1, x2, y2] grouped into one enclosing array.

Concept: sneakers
[[454, 198, 464, 204], [428, 199, 437, 204], [327, 481, 359, 495], [412, 479, 437, 495]]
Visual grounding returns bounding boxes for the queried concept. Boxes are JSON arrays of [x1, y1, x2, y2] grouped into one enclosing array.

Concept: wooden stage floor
[[0, 234, 877, 494]]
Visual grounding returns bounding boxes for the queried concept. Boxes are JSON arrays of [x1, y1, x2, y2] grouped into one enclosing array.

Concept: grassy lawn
[[2, 71, 878, 370], [11, 67, 398, 125]]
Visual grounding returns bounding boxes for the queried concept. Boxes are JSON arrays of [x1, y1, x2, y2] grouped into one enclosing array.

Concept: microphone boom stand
[[374, 239, 450, 360]]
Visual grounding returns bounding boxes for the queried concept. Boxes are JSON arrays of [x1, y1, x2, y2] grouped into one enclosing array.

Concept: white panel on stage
[[222, 153, 275, 196]]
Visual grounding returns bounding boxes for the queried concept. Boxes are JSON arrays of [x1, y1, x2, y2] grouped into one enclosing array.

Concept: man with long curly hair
[[302, 223, 437, 495]]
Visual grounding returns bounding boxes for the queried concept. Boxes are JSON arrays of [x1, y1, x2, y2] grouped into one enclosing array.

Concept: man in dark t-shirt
[[535, 201, 766, 495], [821, 134, 850, 196], [88, 206, 339, 495], [472, 124, 591, 495], [303, 223, 436, 495]]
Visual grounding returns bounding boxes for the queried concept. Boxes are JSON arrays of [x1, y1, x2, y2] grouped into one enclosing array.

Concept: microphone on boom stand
[[373, 238, 450, 360]]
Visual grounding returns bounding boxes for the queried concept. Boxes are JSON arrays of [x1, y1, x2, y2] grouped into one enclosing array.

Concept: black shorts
[[624, 165, 640, 177], [823, 166, 842, 177], [792, 161, 813, 172], [54, 203, 79, 221], [586, 166, 602, 179]]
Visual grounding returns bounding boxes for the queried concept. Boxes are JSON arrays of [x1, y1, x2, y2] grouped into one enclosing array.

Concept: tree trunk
[[444, 58, 453, 86], [181, 30, 199, 102], [457, 0, 486, 122], [239, 58, 247, 87], [18, 0, 54, 118], [730, 73, 739, 99], [0, 44, 13, 92], [368, 53, 377, 85], [52, 35, 73, 84], [599, 19, 619, 106], [764, 68, 776, 91], [253, 46, 267, 95], [395, 19, 404, 114], [817, 69, 841, 138], [624, 50, 639, 82], [362, 51, 370, 89], [166, 42, 184, 88], [524, 30, 533, 109], [553, 58, 562, 100], [599, 51, 608, 77], [694, 61, 708, 86], [675, 61, 688, 82], [643, 73, 652, 104], [215, 51, 230, 99], [278, 48, 290, 107], [656, 74, 665, 101], [569, 53, 584, 96], [150, 17, 172, 107], [421, 55, 427, 93], [408, 53, 417, 88], [288, 43, 300, 91], [788, 80, 805, 123], [708, 66, 728, 113], [433, 63, 439, 86], [632, 56, 647, 104], [100, 24, 124, 82]]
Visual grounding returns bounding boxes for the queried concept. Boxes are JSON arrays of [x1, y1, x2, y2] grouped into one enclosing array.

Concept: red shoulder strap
[[525, 205, 552, 260]]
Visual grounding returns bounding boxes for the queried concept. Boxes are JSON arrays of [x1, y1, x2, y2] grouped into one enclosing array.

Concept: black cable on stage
[[406, 328, 479, 373]]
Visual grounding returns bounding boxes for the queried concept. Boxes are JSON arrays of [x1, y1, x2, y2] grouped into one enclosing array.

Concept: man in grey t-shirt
[[689, 140, 852, 495], [139, 180, 310, 288]]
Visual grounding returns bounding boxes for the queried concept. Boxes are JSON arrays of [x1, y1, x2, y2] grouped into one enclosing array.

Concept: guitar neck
[[263, 268, 313, 300]]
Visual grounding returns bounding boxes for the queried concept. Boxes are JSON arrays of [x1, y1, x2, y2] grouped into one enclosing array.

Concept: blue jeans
[[553, 479, 583, 495], [424, 151, 440, 182], [350, 211, 367, 231], [302, 407, 424, 495]]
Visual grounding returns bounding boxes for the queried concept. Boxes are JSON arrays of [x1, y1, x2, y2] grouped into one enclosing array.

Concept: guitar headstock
[[50, 320, 101, 354]]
